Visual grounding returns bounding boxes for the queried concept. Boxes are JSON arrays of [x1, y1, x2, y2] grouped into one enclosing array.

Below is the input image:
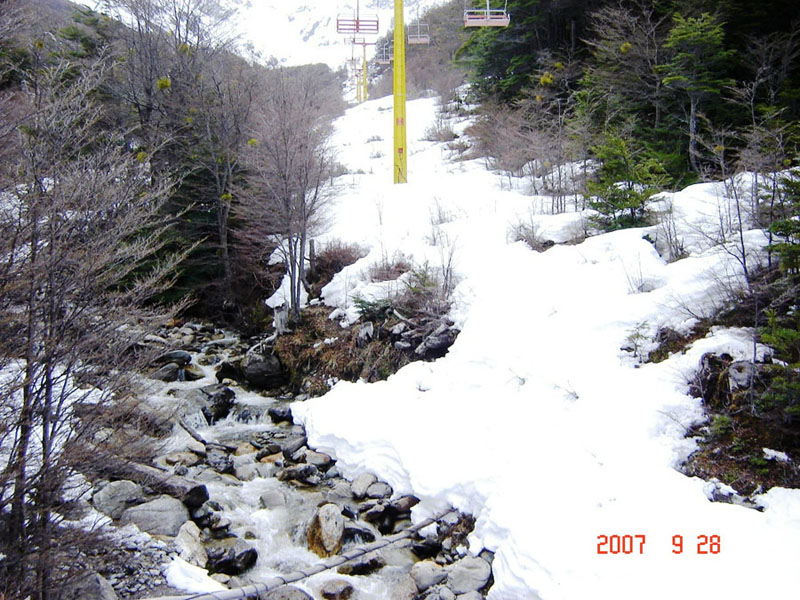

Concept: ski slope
[[291, 95, 800, 599]]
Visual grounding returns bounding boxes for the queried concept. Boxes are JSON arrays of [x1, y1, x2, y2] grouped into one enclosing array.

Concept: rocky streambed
[[75, 320, 490, 600]]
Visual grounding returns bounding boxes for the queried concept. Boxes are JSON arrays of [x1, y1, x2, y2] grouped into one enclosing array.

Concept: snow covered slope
[[292, 95, 800, 599]]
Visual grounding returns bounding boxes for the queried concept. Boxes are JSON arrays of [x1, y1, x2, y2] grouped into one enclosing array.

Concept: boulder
[[175, 521, 207, 568], [152, 362, 180, 382], [235, 442, 258, 456], [351, 472, 377, 498], [259, 489, 287, 509], [242, 350, 285, 389], [456, 592, 483, 600], [199, 384, 236, 424], [268, 405, 293, 424], [336, 553, 385, 576], [447, 556, 491, 594], [321, 579, 354, 600], [422, 586, 456, 600], [216, 360, 244, 384], [307, 503, 345, 557], [366, 481, 393, 499], [183, 364, 205, 381], [62, 572, 118, 600], [412, 560, 448, 591], [206, 537, 258, 575], [155, 350, 192, 366], [92, 480, 143, 520], [206, 444, 234, 474], [277, 463, 320, 486], [119, 495, 189, 537]]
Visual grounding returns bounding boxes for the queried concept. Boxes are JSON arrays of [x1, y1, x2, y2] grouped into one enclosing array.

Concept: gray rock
[[277, 463, 320, 485], [307, 503, 345, 557], [296, 448, 333, 470], [62, 572, 118, 600], [411, 560, 447, 591], [206, 444, 234, 474], [119, 495, 189, 537], [259, 489, 287, 509], [366, 481, 393, 499], [155, 350, 192, 366], [92, 480, 143, 520], [456, 592, 483, 600], [152, 362, 180, 382], [268, 404, 293, 424], [175, 521, 207, 568], [447, 557, 491, 594], [234, 461, 260, 482], [242, 350, 285, 389], [337, 553, 385, 576], [206, 537, 258, 575], [199, 384, 236, 423], [351, 472, 377, 498], [263, 587, 313, 600], [320, 579, 354, 600], [423, 586, 456, 600]]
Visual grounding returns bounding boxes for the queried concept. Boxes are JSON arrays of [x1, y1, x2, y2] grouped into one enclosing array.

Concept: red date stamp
[[597, 534, 721, 555]]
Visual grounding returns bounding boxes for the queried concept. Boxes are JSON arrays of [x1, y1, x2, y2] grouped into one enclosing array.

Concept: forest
[[1, 0, 799, 598]]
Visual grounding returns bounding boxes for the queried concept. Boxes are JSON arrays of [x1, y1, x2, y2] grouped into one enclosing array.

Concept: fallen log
[[101, 459, 208, 509]]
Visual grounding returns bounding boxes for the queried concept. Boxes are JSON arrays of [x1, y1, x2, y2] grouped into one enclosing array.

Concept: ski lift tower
[[463, 0, 510, 27], [337, 2, 379, 103], [393, 0, 407, 183], [348, 36, 375, 103]]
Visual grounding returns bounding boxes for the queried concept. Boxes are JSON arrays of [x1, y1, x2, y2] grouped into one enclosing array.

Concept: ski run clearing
[[177, 94, 800, 599]]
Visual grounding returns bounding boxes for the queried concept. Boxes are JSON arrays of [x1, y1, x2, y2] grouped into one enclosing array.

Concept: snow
[[287, 95, 800, 599], [165, 557, 227, 593]]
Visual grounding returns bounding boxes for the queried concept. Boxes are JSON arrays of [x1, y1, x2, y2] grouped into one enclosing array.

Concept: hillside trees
[[236, 66, 338, 320], [0, 48, 181, 599]]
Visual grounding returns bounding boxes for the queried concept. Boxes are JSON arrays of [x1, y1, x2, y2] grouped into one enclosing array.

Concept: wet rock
[[62, 572, 118, 600], [215, 360, 243, 384], [119, 495, 189, 537], [295, 448, 334, 471], [337, 553, 386, 576], [259, 489, 286, 509], [155, 350, 192, 366], [321, 579, 354, 600], [366, 481, 393, 499], [277, 463, 320, 485], [92, 480, 143, 520], [206, 444, 234, 474], [343, 520, 379, 544], [199, 384, 236, 424], [175, 521, 207, 568], [411, 537, 442, 559], [183, 364, 205, 381], [242, 350, 285, 389], [351, 473, 377, 498], [307, 503, 345, 557], [192, 500, 222, 528], [152, 362, 180, 382], [264, 587, 313, 600], [206, 537, 258, 575], [268, 405, 293, 424], [411, 560, 448, 591], [280, 435, 308, 459], [447, 557, 491, 594]]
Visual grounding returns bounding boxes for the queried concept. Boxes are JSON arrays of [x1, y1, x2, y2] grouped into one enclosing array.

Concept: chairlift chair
[[463, 0, 510, 27], [336, 13, 379, 34], [376, 43, 392, 65], [407, 22, 430, 45]]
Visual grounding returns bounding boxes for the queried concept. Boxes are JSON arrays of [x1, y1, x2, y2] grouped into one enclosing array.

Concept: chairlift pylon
[[463, 0, 510, 27]]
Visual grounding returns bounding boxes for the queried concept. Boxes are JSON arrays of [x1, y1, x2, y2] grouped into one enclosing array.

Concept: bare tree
[[0, 51, 182, 600], [237, 66, 337, 320]]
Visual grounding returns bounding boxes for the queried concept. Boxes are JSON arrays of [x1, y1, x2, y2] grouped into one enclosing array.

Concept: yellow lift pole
[[362, 43, 368, 103], [393, 0, 407, 183]]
